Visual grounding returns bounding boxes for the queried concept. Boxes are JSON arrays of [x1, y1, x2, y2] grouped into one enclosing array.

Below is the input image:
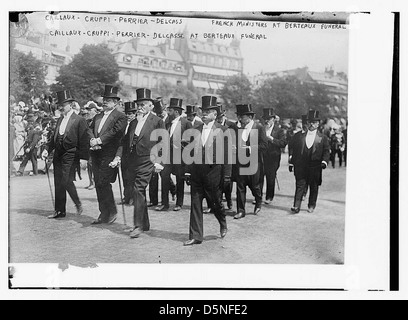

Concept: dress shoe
[[291, 207, 300, 214], [203, 208, 212, 214], [220, 228, 228, 238], [234, 212, 245, 219], [183, 239, 202, 246], [264, 199, 273, 205], [108, 214, 117, 224], [129, 227, 143, 238], [173, 205, 182, 212], [227, 201, 233, 210], [155, 205, 169, 212], [91, 218, 104, 225], [252, 200, 256, 205], [307, 206, 315, 213], [254, 207, 261, 215], [75, 204, 83, 215], [48, 211, 66, 219], [147, 203, 157, 208]]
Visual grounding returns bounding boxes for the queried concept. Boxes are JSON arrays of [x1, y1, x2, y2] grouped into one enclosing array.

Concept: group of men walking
[[41, 85, 330, 246]]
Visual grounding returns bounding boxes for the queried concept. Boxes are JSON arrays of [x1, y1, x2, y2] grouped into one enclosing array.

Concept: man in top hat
[[289, 109, 330, 214], [113, 88, 165, 239], [88, 85, 127, 224], [233, 104, 268, 219], [183, 95, 232, 246], [260, 108, 287, 204], [41, 90, 90, 219], [148, 98, 176, 207], [156, 98, 192, 212], [186, 105, 203, 126]]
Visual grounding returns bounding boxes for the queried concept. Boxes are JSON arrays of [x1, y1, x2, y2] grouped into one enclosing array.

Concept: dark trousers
[[330, 148, 343, 168], [127, 155, 154, 231], [236, 164, 262, 214], [222, 180, 233, 205], [18, 148, 38, 175], [92, 153, 118, 222], [161, 163, 185, 208], [87, 157, 94, 186], [293, 166, 320, 209], [260, 155, 281, 201], [149, 172, 176, 205], [189, 164, 227, 242], [121, 163, 134, 203], [53, 149, 80, 213]]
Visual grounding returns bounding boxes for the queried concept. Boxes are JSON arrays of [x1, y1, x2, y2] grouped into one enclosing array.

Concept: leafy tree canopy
[[51, 43, 120, 106]]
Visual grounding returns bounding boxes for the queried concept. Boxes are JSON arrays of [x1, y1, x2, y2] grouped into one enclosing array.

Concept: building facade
[[108, 38, 188, 101], [13, 33, 73, 86], [174, 36, 244, 96]]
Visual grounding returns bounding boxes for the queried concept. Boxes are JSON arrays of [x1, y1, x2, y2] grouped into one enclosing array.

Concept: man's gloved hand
[[80, 160, 88, 170], [90, 145, 102, 151], [109, 156, 121, 168], [184, 173, 191, 186], [41, 149, 48, 160], [321, 162, 327, 170], [289, 164, 294, 172], [90, 138, 98, 147], [25, 148, 31, 154]]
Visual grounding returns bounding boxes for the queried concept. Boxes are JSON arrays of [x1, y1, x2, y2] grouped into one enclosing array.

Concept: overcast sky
[[25, 12, 349, 76]]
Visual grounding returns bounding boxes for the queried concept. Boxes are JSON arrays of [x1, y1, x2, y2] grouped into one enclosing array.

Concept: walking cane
[[275, 175, 281, 191], [44, 156, 55, 211], [117, 167, 127, 227]]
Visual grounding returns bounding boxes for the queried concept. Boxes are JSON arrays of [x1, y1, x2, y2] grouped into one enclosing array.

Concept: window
[[177, 80, 182, 86], [161, 60, 167, 68], [123, 55, 132, 63], [192, 53, 197, 62], [143, 76, 149, 87], [152, 77, 158, 88]]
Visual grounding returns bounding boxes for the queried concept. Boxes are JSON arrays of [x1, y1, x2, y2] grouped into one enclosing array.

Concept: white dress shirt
[[241, 120, 255, 142], [201, 120, 215, 145], [98, 108, 114, 134], [135, 112, 150, 136], [59, 109, 74, 135], [306, 129, 317, 149], [170, 115, 182, 137], [266, 122, 274, 137]]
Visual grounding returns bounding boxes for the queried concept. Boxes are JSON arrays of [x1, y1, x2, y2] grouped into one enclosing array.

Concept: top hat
[[135, 88, 154, 102], [236, 104, 255, 116], [301, 114, 308, 123], [262, 108, 276, 120], [168, 98, 184, 111], [56, 90, 76, 105], [201, 96, 218, 110], [124, 101, 137, 114], [153, 97, 165, 115], [102, 85, 120, 99], [185, 105, 197, 115], [307, 109, 320, 122]]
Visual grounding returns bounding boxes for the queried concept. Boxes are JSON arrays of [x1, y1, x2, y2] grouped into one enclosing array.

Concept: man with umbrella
[[88, 85, 127, 224], [113, 88, 165, 239], [41, 90, 90, 219]]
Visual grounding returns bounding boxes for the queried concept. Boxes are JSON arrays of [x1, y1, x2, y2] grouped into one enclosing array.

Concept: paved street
[[9, 158, 345, 265]]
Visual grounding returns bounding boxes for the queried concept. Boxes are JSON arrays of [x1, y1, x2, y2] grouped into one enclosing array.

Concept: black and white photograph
[[3, 0, 405, 299]]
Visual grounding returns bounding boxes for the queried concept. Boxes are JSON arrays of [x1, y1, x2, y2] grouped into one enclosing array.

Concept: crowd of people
[[9, 86, 347, 246]]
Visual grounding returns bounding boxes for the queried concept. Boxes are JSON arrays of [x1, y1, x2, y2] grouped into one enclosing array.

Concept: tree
[[253, 76, 331, 119], [219, 74, 253, 111], [156, 80, 199, 106], [51, 43, 120, 106], [9, 49, 48, 104]]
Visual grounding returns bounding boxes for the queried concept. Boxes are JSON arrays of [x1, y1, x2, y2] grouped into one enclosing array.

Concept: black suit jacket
[[116, 112, 165, 160], [167, 117, 193, 164], [264, 124, 287, 158], [290, 130, 330, 168], [48, 112, 90, 160], [185, 121, 232, 178], [89, 109, 127, 156]]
